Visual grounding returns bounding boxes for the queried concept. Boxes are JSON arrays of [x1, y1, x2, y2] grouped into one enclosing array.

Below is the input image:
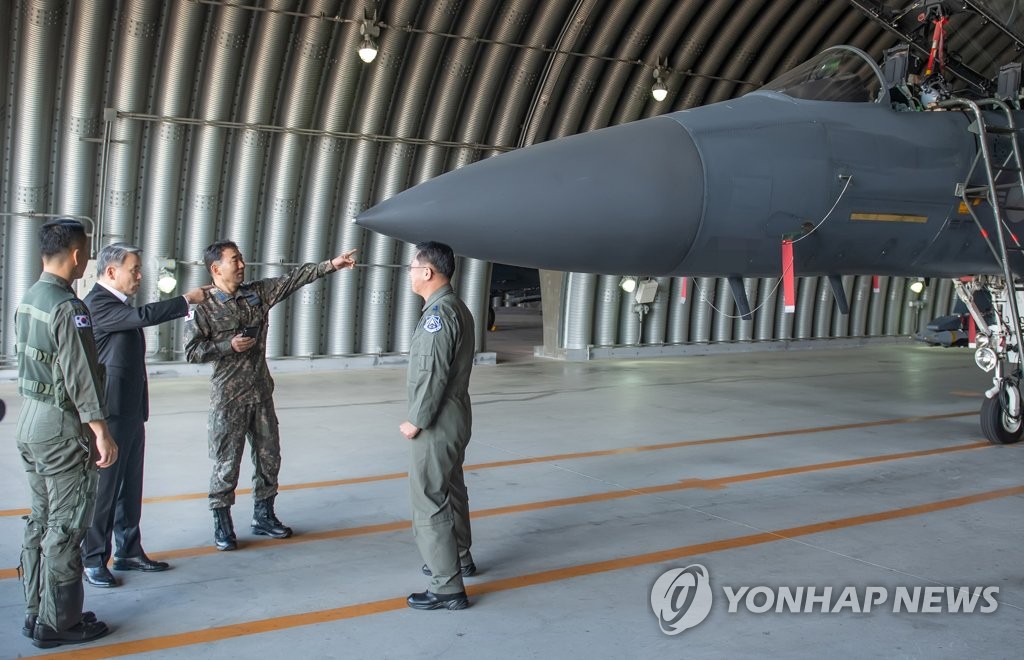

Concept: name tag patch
[[424, 315, 442, 333], [74, 314, 92, 328]]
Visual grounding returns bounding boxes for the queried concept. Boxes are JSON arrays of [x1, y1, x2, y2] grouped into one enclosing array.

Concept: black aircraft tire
[[980, 394, 1024, 445]]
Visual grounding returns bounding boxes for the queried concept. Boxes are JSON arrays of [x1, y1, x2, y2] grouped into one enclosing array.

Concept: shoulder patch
[[74, 314, 92, 329], [424, 315, 442, 333], [186, 307, 195, 322]]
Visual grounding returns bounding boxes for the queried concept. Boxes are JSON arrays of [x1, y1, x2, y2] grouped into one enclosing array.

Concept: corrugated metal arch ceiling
[[0, 0, 1020, 359]]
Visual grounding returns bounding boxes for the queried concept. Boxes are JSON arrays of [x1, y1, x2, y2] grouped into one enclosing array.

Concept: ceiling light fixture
[[358, 9, 380, 63], [652, 57, 669, 102], [180, 2, 759, 87]]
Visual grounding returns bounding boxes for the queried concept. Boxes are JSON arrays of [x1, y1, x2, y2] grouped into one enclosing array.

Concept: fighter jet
[[357, 2, 1024, 446], [357, 46, 1019, 279]]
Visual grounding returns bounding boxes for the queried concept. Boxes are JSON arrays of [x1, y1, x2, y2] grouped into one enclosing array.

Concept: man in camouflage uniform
[[15, 219, 117, 648], [184, 240, 356, 551], [401, 241, 476, 611]]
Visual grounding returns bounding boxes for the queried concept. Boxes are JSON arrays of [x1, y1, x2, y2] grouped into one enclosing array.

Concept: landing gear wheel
[[980, 393, 1024, 444]]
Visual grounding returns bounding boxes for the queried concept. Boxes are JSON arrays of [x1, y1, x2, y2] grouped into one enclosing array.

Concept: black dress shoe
[[32, 619, 110, 649], [112, 555, 170, 572], [22, 612, 96, 638], [83, 566, 118, 588], [421, 562, 477, 577], [407, 590, 469, 610]]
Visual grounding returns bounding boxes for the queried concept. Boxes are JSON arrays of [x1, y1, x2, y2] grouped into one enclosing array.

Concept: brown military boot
[[252, 496, 292, 539], [213, 508, 237, 551]]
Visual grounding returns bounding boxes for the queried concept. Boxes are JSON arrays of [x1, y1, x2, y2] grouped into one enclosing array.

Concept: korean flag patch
[[74, 314, 92, 329], [424, 315, 442, 333]]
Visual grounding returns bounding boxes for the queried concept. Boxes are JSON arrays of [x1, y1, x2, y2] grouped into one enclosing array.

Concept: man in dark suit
[[81, 243, 206, 588]]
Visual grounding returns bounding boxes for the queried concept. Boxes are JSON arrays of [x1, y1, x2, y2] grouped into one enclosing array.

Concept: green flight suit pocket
[[15, 403, 62, 443]]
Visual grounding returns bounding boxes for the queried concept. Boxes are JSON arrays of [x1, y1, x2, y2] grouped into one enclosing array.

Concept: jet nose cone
[[355, 115, 704, 275]]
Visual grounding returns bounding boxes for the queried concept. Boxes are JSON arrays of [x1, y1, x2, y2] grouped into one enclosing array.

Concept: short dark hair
[[203, 240, 239, 272], [40, 219, 88, 258], [414, 241, 455, 279]]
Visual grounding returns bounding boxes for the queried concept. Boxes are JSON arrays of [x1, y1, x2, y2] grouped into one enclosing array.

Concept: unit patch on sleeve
[[424, 315, 442, 333]]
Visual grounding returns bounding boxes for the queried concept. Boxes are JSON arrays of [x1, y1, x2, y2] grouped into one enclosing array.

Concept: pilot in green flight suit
[[400, 242, 476, 611], [15, 219, 117, 649]]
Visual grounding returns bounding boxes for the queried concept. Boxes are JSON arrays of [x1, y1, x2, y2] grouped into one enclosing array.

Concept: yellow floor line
[[35, 484, 1024, 659], [0, 440, 990, 581], [0, 409, 977, 518]]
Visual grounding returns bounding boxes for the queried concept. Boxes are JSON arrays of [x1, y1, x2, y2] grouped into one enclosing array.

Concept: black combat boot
[[23, 612, 96, 638], [32, 619, 109, 649], [213, 508, 237, 551], [251, 496, 292, 539], [32, 584, 108, 648]]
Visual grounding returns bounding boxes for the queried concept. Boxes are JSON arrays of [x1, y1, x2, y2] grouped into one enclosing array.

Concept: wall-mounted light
[[358, 8, 380, 63], [909, 277, 925, 294], [157, 258, 178, 294], [652, 57, 669, 102], [619, 276, 638, 293]]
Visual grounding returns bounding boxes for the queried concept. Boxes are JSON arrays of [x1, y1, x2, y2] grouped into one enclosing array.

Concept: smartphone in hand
[[240, 324, 261, 339]]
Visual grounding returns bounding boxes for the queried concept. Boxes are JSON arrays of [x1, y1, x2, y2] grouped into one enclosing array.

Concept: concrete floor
[[1, 308, 1022, 659]]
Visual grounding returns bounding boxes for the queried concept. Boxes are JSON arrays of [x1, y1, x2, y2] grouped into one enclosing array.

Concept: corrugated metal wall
[[561, 274, 955, 349]]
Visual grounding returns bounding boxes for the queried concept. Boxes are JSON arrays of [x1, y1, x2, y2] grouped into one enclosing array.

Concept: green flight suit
[[407, 284, 475, 595], [14, 273, 107, 631]]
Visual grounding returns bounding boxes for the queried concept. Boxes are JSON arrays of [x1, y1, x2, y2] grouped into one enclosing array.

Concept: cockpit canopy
[[759, 46, 888, 104]]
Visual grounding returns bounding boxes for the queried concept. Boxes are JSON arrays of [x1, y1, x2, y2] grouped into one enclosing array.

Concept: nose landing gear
[[956, 277, 1024, 444], [979, 382, 1024, 444]]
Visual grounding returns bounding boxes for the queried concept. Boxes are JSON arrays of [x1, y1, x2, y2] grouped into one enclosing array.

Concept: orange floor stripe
[[35, 484, 1024, 659], [472, 442, 991, 517], [0, 440, 989, 582], [0, 409, 977, 518]]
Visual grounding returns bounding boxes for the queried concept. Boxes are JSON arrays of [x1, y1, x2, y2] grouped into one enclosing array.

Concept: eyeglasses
[[405, 264, 430, 272]]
